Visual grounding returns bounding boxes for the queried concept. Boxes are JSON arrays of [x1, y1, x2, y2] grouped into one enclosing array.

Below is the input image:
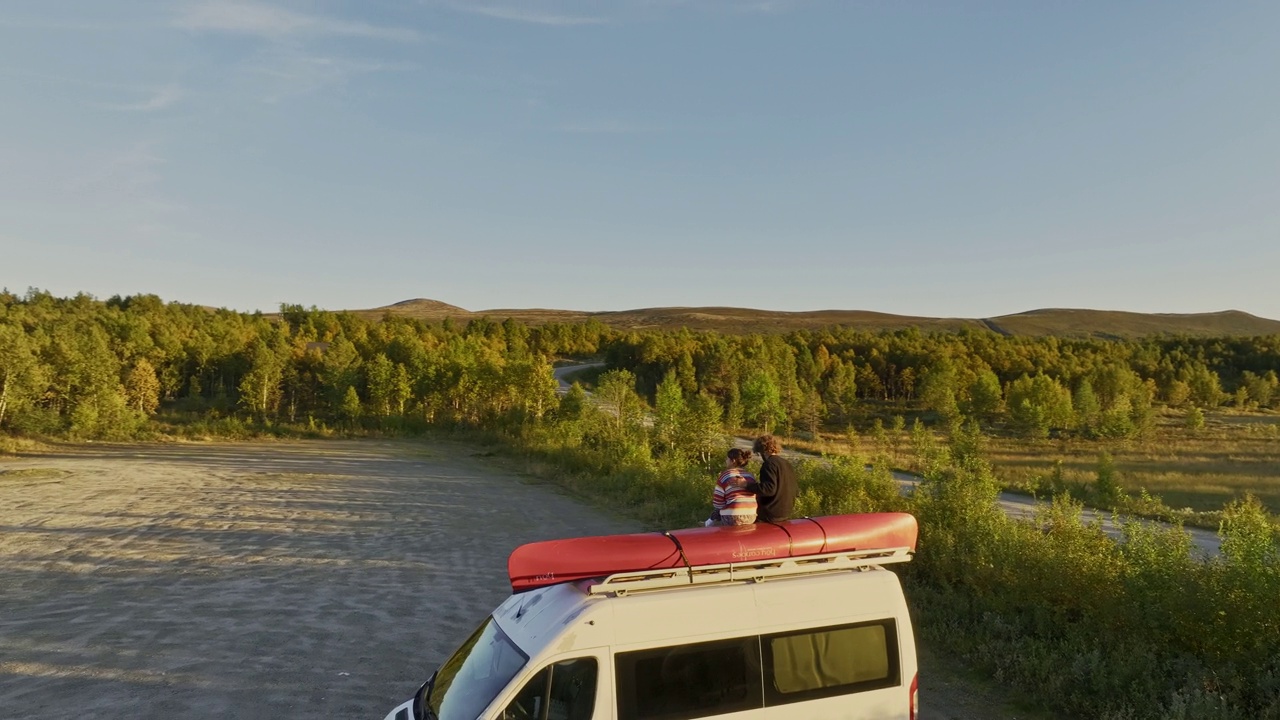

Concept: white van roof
[[493, 549, 912, 662]]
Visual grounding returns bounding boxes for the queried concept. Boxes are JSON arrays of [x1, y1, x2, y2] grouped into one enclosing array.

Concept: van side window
[[762, 619, 900, 704], [501, 657, 598, 720], [614, 636, 762, 720]]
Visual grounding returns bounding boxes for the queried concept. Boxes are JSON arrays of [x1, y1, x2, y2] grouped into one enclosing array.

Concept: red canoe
[[508, 512, 918, 592]]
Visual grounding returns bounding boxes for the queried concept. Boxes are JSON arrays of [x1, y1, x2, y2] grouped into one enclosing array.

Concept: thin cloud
[[559, 120, 663, 134], [453, 3, 606, 26], [635, 0, 805, 14], [176, 1, 420, 41], [246, 48, 416, 102], [2, 70, 184, 112], [736, 0, 803, 13], [62, 142, 194, 244], [68, 143, 166, 199], [442, 0, 800, 26], [0, 17, 141, 32], [106, 84, 184, 112]]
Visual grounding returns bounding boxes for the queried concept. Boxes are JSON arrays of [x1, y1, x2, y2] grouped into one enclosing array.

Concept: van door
[[494, 654, 611, 720]]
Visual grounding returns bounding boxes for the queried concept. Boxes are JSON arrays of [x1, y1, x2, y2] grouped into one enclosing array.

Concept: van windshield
[[426, 617, 527, 720]]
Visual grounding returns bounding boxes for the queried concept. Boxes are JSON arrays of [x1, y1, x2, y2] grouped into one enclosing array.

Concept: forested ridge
[[3, 289, 1280, 718]]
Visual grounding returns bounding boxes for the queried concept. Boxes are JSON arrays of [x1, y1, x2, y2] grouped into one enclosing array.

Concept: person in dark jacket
[[748, 434, 797, 523]]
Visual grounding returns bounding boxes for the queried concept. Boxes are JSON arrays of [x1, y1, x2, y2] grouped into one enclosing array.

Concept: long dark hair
[[726, 447, 752, 468]]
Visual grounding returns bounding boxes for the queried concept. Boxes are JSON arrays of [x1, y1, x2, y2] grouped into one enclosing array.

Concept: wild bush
[[898, 443, 1280, 718]]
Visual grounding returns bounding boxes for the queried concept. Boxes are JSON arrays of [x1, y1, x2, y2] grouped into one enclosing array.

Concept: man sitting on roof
[[747, 434, 797, 523]]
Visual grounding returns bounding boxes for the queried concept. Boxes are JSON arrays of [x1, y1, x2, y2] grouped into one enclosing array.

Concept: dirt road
[[0, 440, 1043, 719]]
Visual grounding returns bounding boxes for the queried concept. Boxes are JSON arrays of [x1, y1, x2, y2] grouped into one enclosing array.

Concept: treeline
[[3, 289, 1279, 444], [604, 326, 1280, 439], [0, 290, 607, 439]]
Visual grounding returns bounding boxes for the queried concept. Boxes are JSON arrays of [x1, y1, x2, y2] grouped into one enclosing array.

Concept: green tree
[[1072, 379, 1101, 433], [1092, 451, 1124, 509], [890, 415, 906, 463], [918, 361, 960, 421], [1006, 373, 1074, 439], [238, 340, 284, 420], [1184, 405, 1205, 432], [320, 336, 362, 413], [870, 418, 890, 458], [676, 351, 698, 395], [1096, 393, 1137, 438], [46, 322, 131, 438], [722, 385, 744, 432], [557, 382, 589, 422], [797, 385, 825, 437], [676, 393, 725, 465], [588, 369, 649, 461], [1083, 365, 1154, 439], [0, 321, 42, 429], [366, 353, 397, 418], [1241, 371, 1274, 408], [1232, 385, 1250, 409], [898, 366, 916, 402], [820, 359, 858, 423], [652, 371, 686, 455], [1181, 363, 1224, 408], [124, 357, 161, 415], [595, 369, 646, 437], [1160, 378, 1192, 408], [1219, 494, 1278, 570], [845, 425, 862, 456], [338, 385, 363, 428], [961, 368, 1003, 420], [909, 418, 945, 478], [391, 362, 412, 416], [741, 371, 785, 433], [1262, 371, 1279, 409]]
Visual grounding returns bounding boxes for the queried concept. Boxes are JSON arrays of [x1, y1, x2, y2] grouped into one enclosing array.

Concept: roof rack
[[587, 547, 912, 597]]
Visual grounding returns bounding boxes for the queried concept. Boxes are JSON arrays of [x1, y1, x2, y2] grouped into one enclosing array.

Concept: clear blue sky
[[3, 1, 1278, 319]]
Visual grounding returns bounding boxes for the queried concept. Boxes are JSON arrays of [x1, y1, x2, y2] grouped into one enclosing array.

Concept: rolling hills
[[334, 299, 1280, 338]]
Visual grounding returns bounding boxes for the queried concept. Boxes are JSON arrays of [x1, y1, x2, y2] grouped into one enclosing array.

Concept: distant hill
[[383, 298, 468, 314], [985, 309, 1280, 339], [591, 307, 986, 334], [338, 300, 1280, 338]]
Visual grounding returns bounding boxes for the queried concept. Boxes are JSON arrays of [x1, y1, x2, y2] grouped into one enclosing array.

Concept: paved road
[[890, 470, 1223, 557], [552, 362, 605, 395]]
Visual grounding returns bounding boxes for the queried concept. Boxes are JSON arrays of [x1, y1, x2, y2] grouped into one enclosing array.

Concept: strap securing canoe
[[662, 532, 694, 583]]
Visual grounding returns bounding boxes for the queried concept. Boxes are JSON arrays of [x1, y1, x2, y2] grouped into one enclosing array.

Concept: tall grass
[[0, 435, 46, 455]]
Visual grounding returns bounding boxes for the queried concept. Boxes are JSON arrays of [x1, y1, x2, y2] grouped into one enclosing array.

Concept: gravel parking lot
[[0, 440, 636, 719]]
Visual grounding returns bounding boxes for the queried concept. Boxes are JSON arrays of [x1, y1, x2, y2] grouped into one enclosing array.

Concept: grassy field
[[768, 407, 1280, 530], [983, 410, 1280, 517]]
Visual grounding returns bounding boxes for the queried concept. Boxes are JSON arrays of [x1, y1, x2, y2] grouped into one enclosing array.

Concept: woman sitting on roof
[[707, 448, 757, 526]]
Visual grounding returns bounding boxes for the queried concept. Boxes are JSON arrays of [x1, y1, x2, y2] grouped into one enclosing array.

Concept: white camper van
[[382, 514, 919, 720]]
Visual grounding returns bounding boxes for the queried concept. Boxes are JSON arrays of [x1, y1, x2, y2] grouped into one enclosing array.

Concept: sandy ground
[[0, 440, 1045, 720]]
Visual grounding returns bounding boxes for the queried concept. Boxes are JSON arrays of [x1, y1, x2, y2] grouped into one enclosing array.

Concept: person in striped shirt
[[709, 447, 758, 526]]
